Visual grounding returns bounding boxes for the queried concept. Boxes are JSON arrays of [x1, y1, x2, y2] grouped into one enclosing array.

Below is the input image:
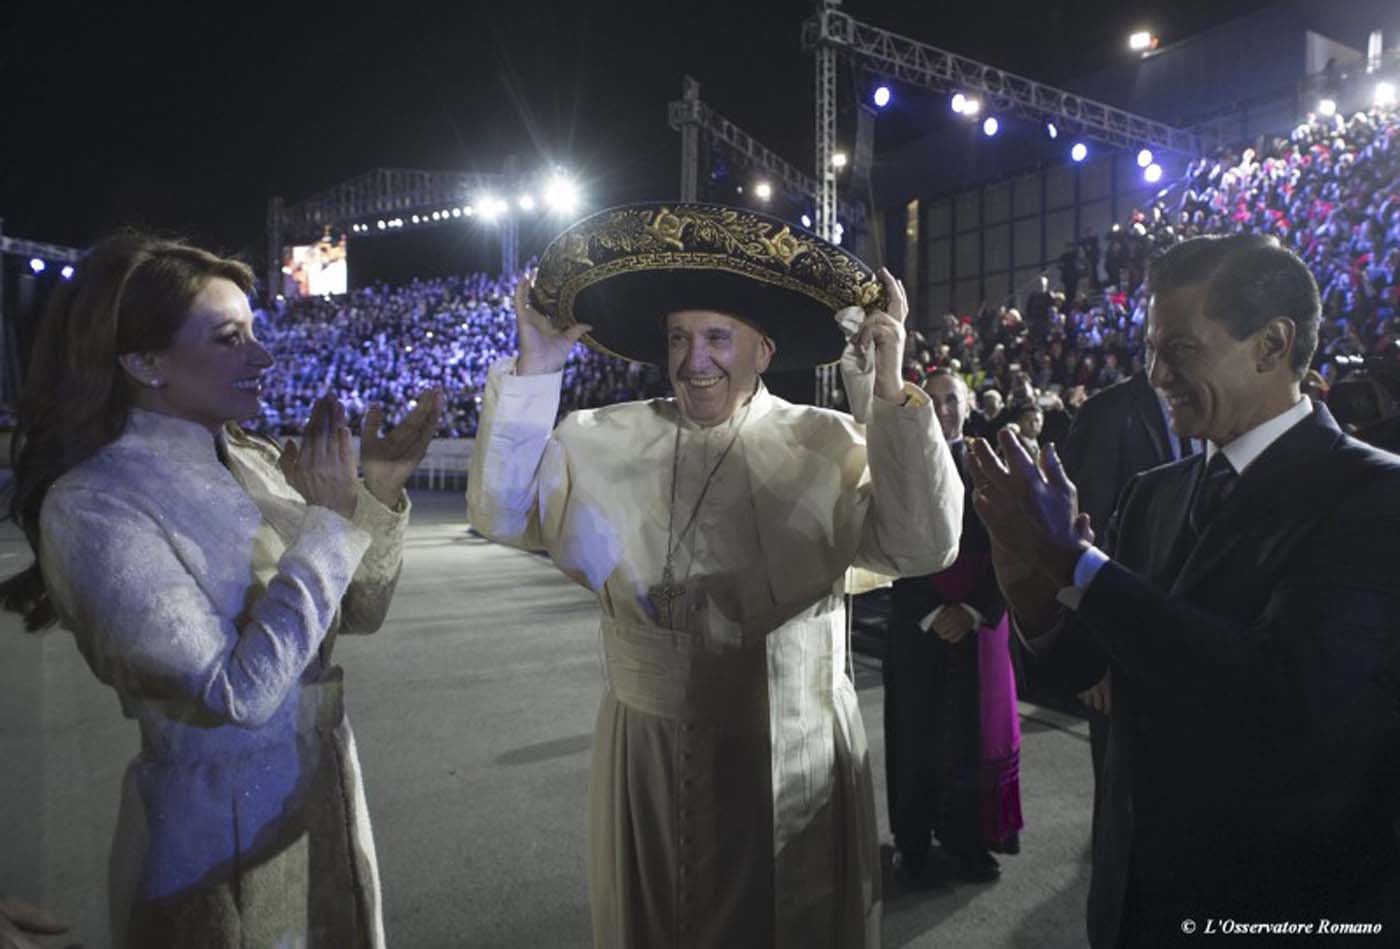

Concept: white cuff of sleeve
[[1056, 546, 1110, 611], [918, 602, 986, 633]]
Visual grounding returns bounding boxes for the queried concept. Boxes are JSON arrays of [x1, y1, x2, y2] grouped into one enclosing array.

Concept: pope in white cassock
[[467, 203, 964, 946]]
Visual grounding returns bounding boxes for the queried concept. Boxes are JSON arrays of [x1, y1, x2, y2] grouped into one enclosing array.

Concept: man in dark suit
[[1059, 371, 1187, 824], [883, 370, 1015, 886], [970, 234, 1400, 947]]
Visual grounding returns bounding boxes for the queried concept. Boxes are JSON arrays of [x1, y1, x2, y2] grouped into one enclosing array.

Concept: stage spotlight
[[951, 93, 967, 114], [60, 265, 74, 280], [801, 214, 812, 228], [755, 182, 773, 201], [1318, 98, 1338, 117], [464, 205, 475, 216], [28, 258, 44, 274], [832, 151, 848, 169], [1071, 142, 1088, 162], [1137, 148, 1153, 168], [1047, 122, 1058, 139], [983, 117, 999, 137], [377, 220, 386, 229], [873, 85, 891, 108], [451, 208, 461, 218], [1128, 31, 1153, 52], [431, 211, 441, 221], [543, 175, 581, 214], [518, 193, 536, 212], [412, 214, 421, 223], [478, 196, 503, 221], [833, 222, 845, 245], [1376, 82, 1397, 107], [1144, 163, 1163, 183], [962, 97, 981, 117]]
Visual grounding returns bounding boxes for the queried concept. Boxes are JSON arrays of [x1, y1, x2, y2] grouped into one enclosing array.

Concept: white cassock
[[468, 332, 963, 948]]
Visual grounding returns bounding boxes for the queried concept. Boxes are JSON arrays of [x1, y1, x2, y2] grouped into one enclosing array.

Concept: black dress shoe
[[892, 849, 934, 889], [945, 847, 1001, 883]]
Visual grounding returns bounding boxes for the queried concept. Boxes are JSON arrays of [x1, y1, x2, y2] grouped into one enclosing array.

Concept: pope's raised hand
[[362, 389, 443, 507], [514, 270, 593, 376], [850, 267, 909, 403]]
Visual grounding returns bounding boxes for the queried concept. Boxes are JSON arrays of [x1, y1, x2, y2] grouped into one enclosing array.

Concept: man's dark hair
[[1147, 234, 1320, 378]]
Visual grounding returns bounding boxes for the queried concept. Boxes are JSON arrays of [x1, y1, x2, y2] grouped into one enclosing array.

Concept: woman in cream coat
[[1, 233, 439, 948]]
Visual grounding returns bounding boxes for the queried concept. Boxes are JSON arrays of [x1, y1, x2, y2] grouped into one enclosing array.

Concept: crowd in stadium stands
[[251, 271, 661, 438], [905, 104, 1400, 447], [7, 107, 1386, 444]]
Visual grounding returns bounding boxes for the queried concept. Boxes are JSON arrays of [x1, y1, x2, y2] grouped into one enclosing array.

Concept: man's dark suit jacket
[[1037, 403, 1400, 947], [1060, 372, 1174, 538]]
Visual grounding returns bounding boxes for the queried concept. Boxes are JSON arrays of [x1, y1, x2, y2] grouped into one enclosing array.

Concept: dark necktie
[[1188, 451, 1237, 535]]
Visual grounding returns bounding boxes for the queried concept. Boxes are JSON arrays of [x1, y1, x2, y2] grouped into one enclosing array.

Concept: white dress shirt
[[1063, 396, 1313, 607]]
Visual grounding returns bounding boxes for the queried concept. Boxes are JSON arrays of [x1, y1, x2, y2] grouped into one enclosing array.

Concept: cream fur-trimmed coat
[[39, 408, 408, 949], [468, 326, 964, 947]]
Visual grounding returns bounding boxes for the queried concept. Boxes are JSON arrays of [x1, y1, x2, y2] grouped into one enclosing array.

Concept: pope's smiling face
[[666, 310, 774, 427]]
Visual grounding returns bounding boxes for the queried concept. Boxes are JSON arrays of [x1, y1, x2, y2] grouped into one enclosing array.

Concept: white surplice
[[38, 409, 407, 949], [468, 345, 963, 947]]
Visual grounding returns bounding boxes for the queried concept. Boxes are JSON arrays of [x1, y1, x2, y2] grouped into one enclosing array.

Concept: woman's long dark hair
[[0, 231, 255, 630]]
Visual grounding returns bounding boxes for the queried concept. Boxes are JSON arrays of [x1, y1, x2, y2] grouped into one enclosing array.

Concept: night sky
[[4, 0, 1280, 265]]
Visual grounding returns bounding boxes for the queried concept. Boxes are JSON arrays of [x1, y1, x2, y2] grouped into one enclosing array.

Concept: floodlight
[[873, 85, 891, 108], [1071, 142, 1088, 162], [1318, 98, 1337, 117], [963, 97, 981, 116], [1144, 163, 1163, 184], [543, 175, 581, 214], [1129, 31, 1152, 52], [1137, 148, 1153, 167], [983, 117, 999, 137], [951, 93, 966, 114], [518, 193, 536, 212], [832, 151, 848, 169], [801, 214, 812, 228], [755, 182, 773, 201], [28, 258, 44, 273], [60, 265, 75, 279], [1047, 122, 1058, 139], [1376, 82, 1397, 107]]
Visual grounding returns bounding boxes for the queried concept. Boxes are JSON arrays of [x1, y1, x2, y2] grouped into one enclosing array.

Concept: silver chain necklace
[[648, 401, 751, 627]]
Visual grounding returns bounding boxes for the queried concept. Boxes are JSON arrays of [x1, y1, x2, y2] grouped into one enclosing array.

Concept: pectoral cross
[[648, 565, 685, 627]]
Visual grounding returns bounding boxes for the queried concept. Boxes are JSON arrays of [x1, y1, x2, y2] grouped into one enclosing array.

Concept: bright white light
[[801, 214, 812, 228], [543, 175, 581, 214], [463, 205, 475, 216], [1137, 148, 1154, 168], [60, 265, 74, 279], [1129, 31, 1153, 52], [983, 117, 999, 137], [951, 93, 967, 114], [873, 85, 891, 108], [377, 220, 386, 229], [28, 258, 44, 273], [518, 194, 536, 212], [478, 196, 503, 221], [963, 97, 981, 117], [411, 214, 421, 223], [1376, 82, 1397, 107], [833, 223, 845, 245], [1047, 122, 1058, 139], [1318, 98, 1338, 117], [755, 182, 773, 201], [832, 151, 848, 169], [1144, 163, 1163, 183], [431, 211, 441, 221], [1071, 142, 1088, 162], [451, 208, 462, 218]]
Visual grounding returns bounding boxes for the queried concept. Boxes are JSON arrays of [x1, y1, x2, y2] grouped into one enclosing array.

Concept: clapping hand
[[0, 894, 70, 949], [362, 390, 443, 507], [968, 429, 1091, 590], [279, 394, 359, 520], [514, 270, 592, 376], [849, 268, 908, 404]]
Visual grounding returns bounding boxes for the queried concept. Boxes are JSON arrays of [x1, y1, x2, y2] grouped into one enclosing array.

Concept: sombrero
[[529, 202, 887, 370]]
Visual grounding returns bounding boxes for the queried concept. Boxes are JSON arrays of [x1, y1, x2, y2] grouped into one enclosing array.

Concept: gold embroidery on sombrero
[[533, 204, 883, 325]]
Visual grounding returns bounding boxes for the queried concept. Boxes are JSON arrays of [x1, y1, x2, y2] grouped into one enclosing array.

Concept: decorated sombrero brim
[[529, 202, 887, 370]]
